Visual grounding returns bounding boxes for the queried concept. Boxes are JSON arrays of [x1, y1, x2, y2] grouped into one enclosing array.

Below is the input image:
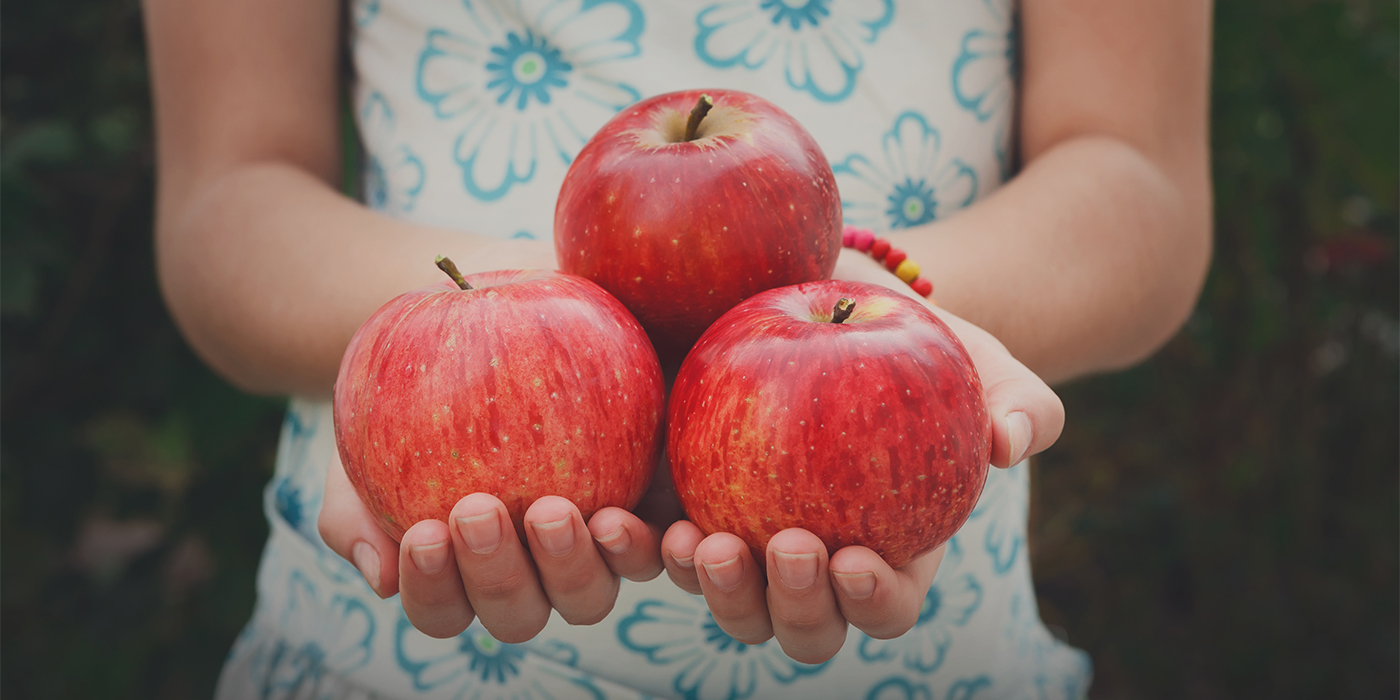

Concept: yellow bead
[[895, 259, 921, 283]]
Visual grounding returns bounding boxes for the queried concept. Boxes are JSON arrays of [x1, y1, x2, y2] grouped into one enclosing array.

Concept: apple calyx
[[683, 94, 714, 142], [434, 255, 474, 291], [831, 297, 855, 324]]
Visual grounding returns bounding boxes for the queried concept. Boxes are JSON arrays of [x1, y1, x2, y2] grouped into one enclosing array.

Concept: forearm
[[889, 134, 1211, 385], [157, 162, 555, 397]]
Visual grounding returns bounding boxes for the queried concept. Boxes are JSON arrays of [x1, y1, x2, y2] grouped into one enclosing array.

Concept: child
[[144, 0, 1211, 697]]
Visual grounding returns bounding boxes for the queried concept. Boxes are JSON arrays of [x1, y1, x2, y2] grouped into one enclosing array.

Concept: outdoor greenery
[[2, 0, 1395, 698]]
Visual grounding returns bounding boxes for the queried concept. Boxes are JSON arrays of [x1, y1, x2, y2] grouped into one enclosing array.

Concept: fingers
[[398, 519, 475, 638], [587, 506, 665, 582], [660, 520, 706, 595], [693, 533, 773, 644], [935, 310, 1065, 468], [522, 497, 620, 626], [447, 493, 551, 643], [318, 454, 400, 598], [765, 530, 849, 664], [829, 544, 945, 640]]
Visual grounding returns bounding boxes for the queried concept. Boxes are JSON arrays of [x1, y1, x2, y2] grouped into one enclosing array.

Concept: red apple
[[333, 260, 665, 541], [555, 89, 843, 360], [666, 280, 991, 568]]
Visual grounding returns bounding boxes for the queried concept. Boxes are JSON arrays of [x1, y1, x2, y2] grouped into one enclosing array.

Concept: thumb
[[317, 452, 402, 597]]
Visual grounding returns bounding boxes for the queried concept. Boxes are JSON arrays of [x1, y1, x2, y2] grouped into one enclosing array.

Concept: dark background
[[2, 0, 1396, 698]]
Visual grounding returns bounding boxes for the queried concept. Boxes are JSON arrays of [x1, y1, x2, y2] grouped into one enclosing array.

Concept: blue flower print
[[865, 676, 994, 700], [952, 0, 1017, 177], [945, 677, 994, 700], [273, 478, 305, 531], [353, 0, 380, 27], [360, 92, 426, 214], [695, 0, 894, 102], [415, 0, 644, 201], [395, 617, 607, 699], [833, 112, 978, 233], [867, 677, 932, 700], [249, 571, 376, 700], [859, 573, 982, 673], [1002, 584, 1093, 700], [967, 463, 1028, 576], [485, 30, 572, 110], [618, 598, 828, 700], [269, 404, 326, 541]]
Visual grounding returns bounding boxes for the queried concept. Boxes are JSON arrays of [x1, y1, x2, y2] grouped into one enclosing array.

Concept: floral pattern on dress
[[395, 616, 609, 699], [833, 111, 977, 233], [952, 0, 1017, 178], [271, 404, 324, 542], [1002, 582, 1093, 700], [415, 0, 645, 201], [865, 675, 994, 700], [617, 598, 828, 700], [694, 0, 895, 102], [246, 571, 376, 700], [858, 573, 983, 673], [967, 464, 1027, 576], [360, 92, 426, 214], [355, 0, 381, 27]]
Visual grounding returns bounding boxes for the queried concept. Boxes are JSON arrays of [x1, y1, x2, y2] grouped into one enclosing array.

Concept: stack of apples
[[333, 89, 990, 567]]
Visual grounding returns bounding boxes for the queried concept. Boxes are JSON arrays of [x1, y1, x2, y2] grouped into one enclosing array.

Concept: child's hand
[[656, 250, 1065, 664], [661, 523, 946, 664], [318, 455, 665, 642]]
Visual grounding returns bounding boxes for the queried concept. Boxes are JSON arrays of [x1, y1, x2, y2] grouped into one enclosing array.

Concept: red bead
[[842, 226, 857, 247], [870, 239, 891, 260], [911, 277, 934, 297], [884, 248, 907, 271], [853, 229, 875, 252]]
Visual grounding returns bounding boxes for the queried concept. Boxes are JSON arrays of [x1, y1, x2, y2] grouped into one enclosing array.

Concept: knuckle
[[544, 570, 598, 598], [778, 608, 831, 635], [468, 569, 529, 600]]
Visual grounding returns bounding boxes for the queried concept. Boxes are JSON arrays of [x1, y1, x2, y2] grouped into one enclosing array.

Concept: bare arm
[[880, 0, 1214, 384], [144, 0, 553, 398]]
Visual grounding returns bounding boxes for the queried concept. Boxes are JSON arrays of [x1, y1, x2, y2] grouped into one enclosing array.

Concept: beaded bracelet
[[841, 225, 935, 300]]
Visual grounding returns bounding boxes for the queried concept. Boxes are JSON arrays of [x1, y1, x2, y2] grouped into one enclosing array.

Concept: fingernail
[[832, 571, 876, 600], [1005, 411, 1032, 466], [702, 555, 744, 592], [594, 525, 631, 555], [352, 542, 381, 594], [531, 517, 575, 557], [773, 551, 819, 589], [409, 541, 449, 575], [671, 552, 695, 569], [457, 512, 501, 554]]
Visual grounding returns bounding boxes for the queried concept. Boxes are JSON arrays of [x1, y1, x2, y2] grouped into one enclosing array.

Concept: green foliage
[[1, 0, 1395, 698]]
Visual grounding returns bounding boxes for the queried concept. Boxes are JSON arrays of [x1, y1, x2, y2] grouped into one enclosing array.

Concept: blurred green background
[[2, 0, 1395, 697]]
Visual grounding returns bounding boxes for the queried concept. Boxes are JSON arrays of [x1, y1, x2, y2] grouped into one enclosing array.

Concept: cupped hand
[[662, 524, 945, 664], [318, 453, 666, 642], [655, 249, 1065, 664]]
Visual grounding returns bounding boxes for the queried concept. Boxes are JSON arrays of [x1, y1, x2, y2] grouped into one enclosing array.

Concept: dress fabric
[[216, 1, 1092, 698]]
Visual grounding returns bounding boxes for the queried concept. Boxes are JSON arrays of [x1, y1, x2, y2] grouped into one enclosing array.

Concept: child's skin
[[144, 0, 1211, 665]]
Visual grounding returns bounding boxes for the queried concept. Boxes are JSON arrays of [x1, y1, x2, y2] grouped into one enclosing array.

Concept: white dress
[[216, 1, 1092, 698]]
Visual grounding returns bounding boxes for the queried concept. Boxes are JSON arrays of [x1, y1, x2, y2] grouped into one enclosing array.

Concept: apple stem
[[683, 94, 714, 142], [831, 298, 855, 324], [435, 255, 473, 290]]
